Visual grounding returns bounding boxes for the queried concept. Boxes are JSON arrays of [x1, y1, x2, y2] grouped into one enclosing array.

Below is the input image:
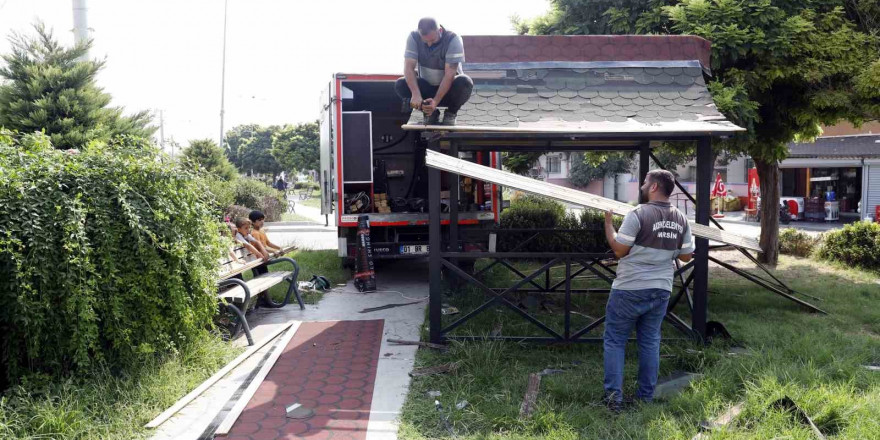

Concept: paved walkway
[[149, 261, 429, 440]]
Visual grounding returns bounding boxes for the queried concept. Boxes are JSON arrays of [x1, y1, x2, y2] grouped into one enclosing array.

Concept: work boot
[[441, 111, 457, 126], [425, 110, 440, 126], [602, 392, 624, 414]]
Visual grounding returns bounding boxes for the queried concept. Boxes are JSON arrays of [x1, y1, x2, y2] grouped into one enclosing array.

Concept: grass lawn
[[0, 249, 347, 440], [255, 249, 350, 306], [399, 251, 880, 439], [298, 189, 321, 209], [0, 334, 239, 440]]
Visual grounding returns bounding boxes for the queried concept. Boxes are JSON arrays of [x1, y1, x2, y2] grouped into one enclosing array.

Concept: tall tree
[[224, 123, 259, 168], [224, 124, 282, 176], [0, 24, 154, 150], [569, 152, 634, 187], [271, 121, 319, 173], [518, 0, 879, 264], [181, 138, 238, 181]]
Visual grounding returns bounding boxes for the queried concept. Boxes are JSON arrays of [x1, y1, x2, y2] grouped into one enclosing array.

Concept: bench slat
[[218, 271, 292, 303]]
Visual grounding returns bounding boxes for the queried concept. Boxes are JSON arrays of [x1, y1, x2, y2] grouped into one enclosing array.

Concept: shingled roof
[[788, 135, 880, 158], [405, 35, 743, 135]]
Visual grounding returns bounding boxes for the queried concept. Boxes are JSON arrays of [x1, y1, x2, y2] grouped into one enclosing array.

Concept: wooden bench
[[216, 244, 302, 346]]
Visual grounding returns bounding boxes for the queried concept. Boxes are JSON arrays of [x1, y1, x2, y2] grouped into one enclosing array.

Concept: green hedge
[[817, 221, 880, 271], [497, 195, 619, 253], [778, 228, 819, 258], [293, 181, 319, 191], [0, 131, 224, 384]]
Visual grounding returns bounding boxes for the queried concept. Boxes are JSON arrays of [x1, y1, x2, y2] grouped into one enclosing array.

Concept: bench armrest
[[267, 257, 301, 283], [218, 277, 251, 305]]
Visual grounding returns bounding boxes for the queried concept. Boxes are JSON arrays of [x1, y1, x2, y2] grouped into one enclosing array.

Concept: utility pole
[[219, 0, 229, 149], [72, 0, 89, 58], [159, 110, 166, 156]]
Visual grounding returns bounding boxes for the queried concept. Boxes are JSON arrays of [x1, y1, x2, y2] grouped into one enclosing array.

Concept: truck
[[318, 73, 502, 266]]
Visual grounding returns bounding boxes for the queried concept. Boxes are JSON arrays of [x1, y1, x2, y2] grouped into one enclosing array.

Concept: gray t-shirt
[[405, 30, 465, 86], [612, 201, 695, 292]]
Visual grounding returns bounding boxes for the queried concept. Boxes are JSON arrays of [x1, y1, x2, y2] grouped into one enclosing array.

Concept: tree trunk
[[755, 158, 780, 266]]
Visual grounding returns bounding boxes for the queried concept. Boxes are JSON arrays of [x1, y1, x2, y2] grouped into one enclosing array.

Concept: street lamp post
[[219, 0, 229, 149]]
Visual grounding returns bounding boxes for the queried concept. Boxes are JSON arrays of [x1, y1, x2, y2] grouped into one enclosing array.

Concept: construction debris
[[435, 400, 455, 436], [863, 365, 880, 372], [519, 373, 542, 419], [426, 390, 442, 398], [654, 371, 704, 400], [771, 396, 826, 440], [359, 301, 422, 313], [441, 305, 460, 315], [387, 339, 448, 350], [691, 401, 745, 439], [285, 402, 315, 420], [455, 400, 469, 410], [410, 363, 459, 378]]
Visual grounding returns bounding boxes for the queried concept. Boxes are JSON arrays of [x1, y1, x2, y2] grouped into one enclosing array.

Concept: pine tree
[[0, 24, 154, 150], [182, 139, 238, 181]]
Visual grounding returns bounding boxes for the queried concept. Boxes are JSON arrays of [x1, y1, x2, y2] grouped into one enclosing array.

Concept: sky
[[0, 0, 550, 154]]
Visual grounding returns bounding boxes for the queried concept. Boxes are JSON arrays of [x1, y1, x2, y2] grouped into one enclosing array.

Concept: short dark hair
[[248, 210, 265, 222], [418, 17, 439, 35], [647, 170, 675, 197]]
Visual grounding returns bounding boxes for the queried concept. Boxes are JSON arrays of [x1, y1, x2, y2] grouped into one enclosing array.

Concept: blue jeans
[[603, 288, 670, 402]]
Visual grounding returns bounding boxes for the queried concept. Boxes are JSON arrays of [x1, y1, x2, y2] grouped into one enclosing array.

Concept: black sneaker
[[603, 392, 624, 414], [441, 111, 457, 126], [425, 110, 440, 125]]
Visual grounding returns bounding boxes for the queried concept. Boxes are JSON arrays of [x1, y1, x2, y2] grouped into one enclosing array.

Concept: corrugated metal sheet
[[425, 150, 762, 251], [867, 165, 880, 219]]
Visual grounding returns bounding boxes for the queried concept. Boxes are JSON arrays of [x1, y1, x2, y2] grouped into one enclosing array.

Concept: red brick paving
[[219, 320, 384, 440]]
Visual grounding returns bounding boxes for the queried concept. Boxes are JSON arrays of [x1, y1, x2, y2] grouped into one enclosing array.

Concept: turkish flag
[[711, 173, 727, 197]]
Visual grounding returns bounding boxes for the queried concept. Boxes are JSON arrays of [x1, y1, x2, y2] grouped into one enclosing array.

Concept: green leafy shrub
[[778, 228, 820, 258], [497, 195, 619, 253], [0, 131, 224, 384], [231, 178, 287, 221], [293, 181, 319, 191], [816, 221, 880, 271]]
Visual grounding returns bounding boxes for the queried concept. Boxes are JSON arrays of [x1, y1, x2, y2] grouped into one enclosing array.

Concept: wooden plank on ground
[[425, 150, 761, 251], [144, 321, 296, 429], [519, 373, 542, 419], [215, 321, 303, 435]]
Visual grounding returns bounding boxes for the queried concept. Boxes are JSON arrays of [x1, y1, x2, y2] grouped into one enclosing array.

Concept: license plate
[[400, 244, 429, 255]]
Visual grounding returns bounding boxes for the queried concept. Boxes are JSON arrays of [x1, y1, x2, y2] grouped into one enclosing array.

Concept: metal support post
[[693, 137, 711, 340], [428, 140, 443, 343], [449, 142, 459, 253], [639, 142, 650, 203]]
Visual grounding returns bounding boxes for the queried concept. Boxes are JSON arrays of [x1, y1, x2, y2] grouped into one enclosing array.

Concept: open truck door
[[319, 81, 335, 217]]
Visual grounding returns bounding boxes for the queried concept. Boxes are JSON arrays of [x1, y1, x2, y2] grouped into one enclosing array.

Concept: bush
[[816, 221, 880, 271], [293, 181, 319, 191], [0, 131, 224, 384], [230, 178, 288, 221], [778, 228, 819, 258], [497, 195, 619, 253]]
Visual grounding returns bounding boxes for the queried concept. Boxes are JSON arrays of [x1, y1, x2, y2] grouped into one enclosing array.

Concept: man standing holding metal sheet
[[602, 170, 694, 412], [395, 17, 473, 126]]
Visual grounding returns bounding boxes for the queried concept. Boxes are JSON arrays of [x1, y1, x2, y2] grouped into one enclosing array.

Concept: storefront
[[780, 135, 880, 222]]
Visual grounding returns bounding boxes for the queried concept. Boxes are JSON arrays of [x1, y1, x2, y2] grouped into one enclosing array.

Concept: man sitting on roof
[[395, 17, 473, 126]]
